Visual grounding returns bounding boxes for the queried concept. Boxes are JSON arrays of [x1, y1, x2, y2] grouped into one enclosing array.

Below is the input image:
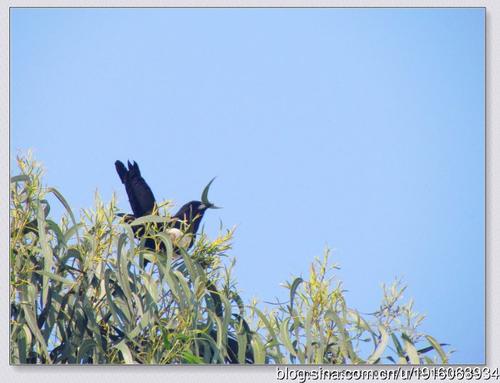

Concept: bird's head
[[172, 178, 220, 230], [173, 200, 211, 235], [182, 200, 212, 215]]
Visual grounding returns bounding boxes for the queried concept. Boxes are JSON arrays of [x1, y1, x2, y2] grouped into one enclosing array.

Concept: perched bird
[[114, 161, 253, 364], [115, 160, 219, 257]]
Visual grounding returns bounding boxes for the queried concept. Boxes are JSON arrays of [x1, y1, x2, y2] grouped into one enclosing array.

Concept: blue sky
[[11, 8, 484, 363]]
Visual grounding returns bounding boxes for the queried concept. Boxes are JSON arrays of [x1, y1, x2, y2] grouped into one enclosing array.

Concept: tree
[[10, 154, 449, 364]]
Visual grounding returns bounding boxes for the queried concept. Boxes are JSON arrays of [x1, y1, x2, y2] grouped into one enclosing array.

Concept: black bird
[[115, 160, 219, 257], [114, 161, 254, 363]]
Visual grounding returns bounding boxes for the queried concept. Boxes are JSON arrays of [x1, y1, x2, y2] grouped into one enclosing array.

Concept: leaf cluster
[[10, 154, 449, 364]]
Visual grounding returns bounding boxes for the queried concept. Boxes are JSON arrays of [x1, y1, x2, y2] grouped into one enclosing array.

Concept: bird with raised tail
[[114, 160, 220, 262]]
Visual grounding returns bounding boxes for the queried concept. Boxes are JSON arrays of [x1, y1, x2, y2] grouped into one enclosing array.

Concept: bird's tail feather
[[128, 161, 141, 178], [115, 160, 128, 183]]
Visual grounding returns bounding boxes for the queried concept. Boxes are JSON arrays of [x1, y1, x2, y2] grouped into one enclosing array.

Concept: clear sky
[[11, 8, 484, 363]]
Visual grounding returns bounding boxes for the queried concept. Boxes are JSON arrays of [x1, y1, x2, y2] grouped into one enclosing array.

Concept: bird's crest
[[201, 177, 221, 209]]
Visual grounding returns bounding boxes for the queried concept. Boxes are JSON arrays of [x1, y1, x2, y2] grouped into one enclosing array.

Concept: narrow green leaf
[[391, 333, 405, 357], [129, 215, 172, 226], [237, 332, 248, 364], [182, 351, 204, 364], [37, 201, 53, 307], [304, 304, 313, 362], [77, 339, 96, 363], [116, 233, 134, 318], [250, 335, 266, 364], [47, 187, 77, 227], [425, 335, 448, 363], [402, 333, 420, 364], [63, 223, 83, 244], [34, 270, 75, 286], [250, 307, 283, 361], [115, 341, 134, 364], [279, 317, 298, 360], [10, 174, 31, 184], [289, 277, 303, 312], [367, 326, 389, 364], [20, 304, 51, 363]]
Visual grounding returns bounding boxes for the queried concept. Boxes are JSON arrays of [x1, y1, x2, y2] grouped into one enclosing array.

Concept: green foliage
[[10, 154, 449, 364]]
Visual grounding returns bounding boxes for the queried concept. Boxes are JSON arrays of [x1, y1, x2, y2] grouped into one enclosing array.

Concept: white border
[[2, 2, 497, 382]]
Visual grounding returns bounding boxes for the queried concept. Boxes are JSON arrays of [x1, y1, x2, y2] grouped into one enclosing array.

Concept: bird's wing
[[115, 160, 156, 217]]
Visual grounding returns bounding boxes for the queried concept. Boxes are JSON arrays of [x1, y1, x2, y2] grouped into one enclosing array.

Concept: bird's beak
[[201, 177, 222, 209]]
